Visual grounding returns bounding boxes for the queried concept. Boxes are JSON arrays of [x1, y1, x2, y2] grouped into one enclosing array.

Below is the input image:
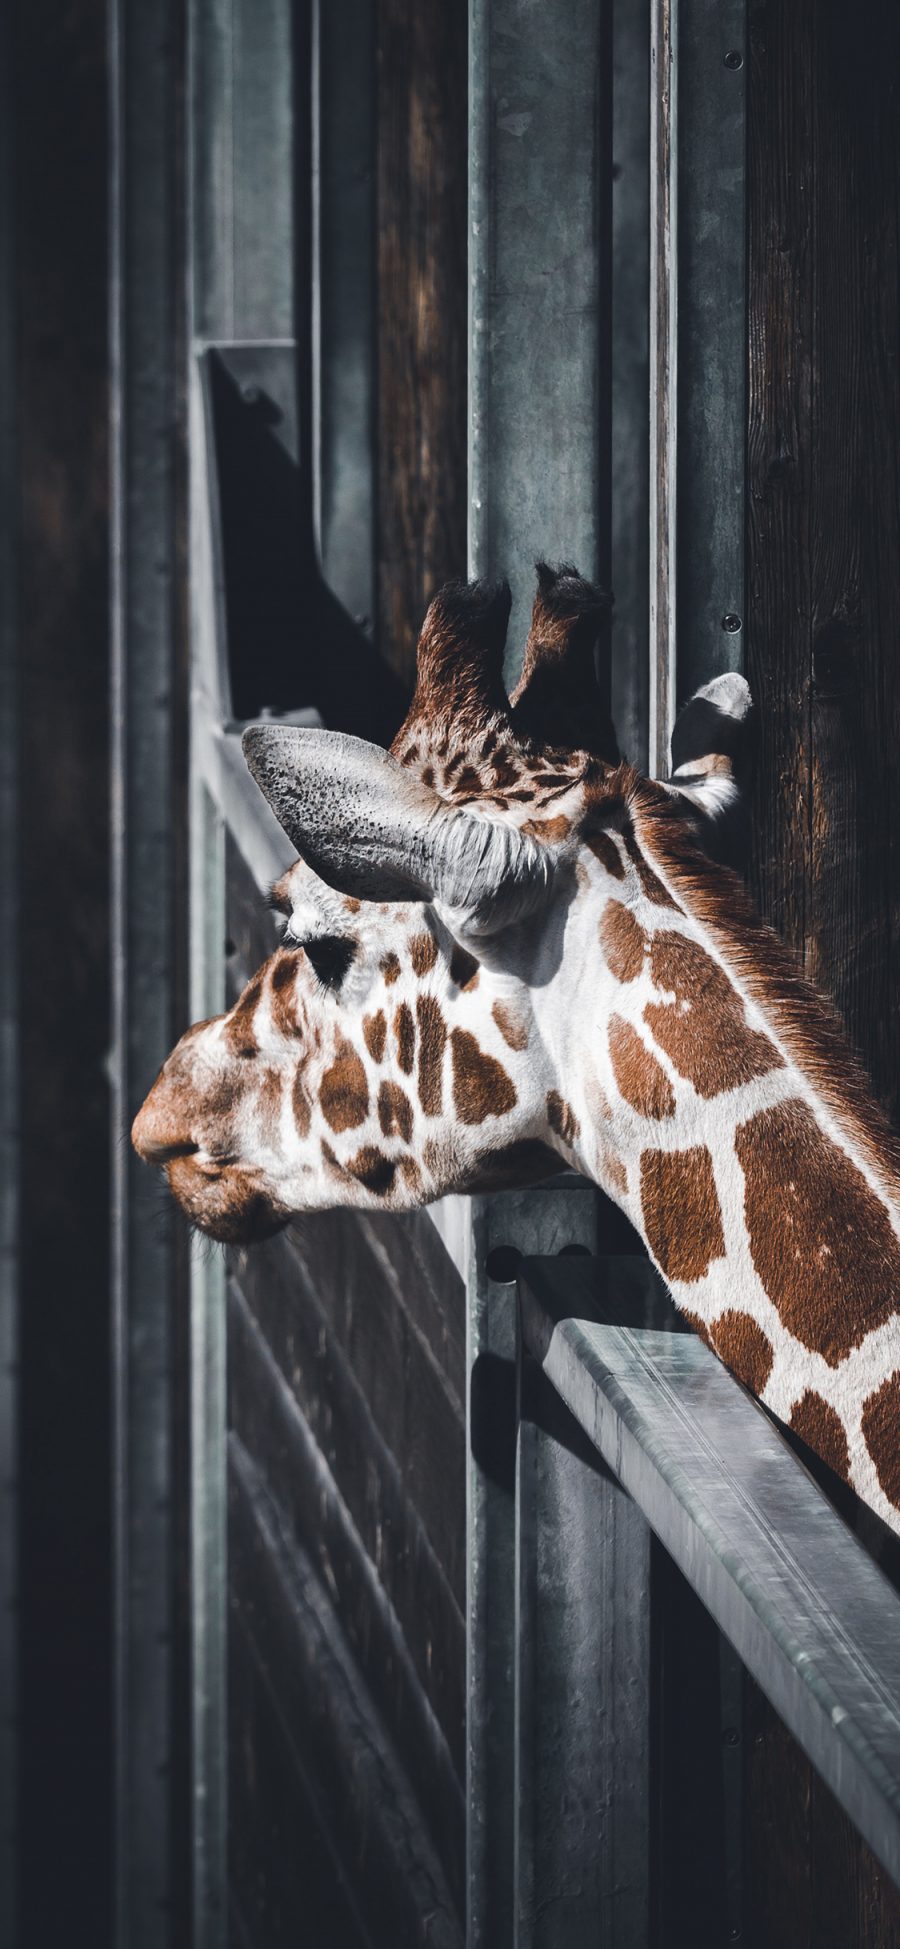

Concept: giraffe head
[[132, 569, 751, 1242]]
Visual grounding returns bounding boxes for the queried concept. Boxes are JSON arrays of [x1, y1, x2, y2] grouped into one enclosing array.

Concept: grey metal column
[[0, 10, 17, 1935], [466, 6, 614, 1942], [514, 1363, 651, 1949], [467, 1189, 600, 1949], [110, 0, 183, 1941], [650, 0, 747, 770], [312, 0, 376, 631], [468, 0, 613, 671], [188, 4, 296, 1942]]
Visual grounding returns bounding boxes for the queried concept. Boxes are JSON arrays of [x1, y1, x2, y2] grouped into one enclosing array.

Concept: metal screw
[[241, 383, 261, 405], [722, 1726, 740, 1747], [724, 48, 743, 69], [722, 612, 743, 634]]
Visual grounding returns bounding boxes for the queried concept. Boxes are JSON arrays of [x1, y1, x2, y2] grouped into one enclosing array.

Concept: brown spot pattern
[[223, 971, 264, 1057], [547, 1091, 580, 1146], [735, 1100, 900, 1366], [346, 1147, 396, 1196], [609, 1017, 676, 1120], [522, 814, 571, 843], [292, 1070, 311, 1137], [378, 1081, 414, 1143], [381, 952, 401, 985], [710, 1311, 774, 1395], [645, 932, 783, 1097], [269, 952, 303, 1038], [416, 994, 447, 1116], [320, 1037, 369, 1132], [257, 1067, 284, 1135], [861, 1373, 900, 1510], [790, 1391, 851, 1482], [640, 1146, 726, 1282], [394, 1003, 416, 1075], [449, 944, 480, 990], [410, 929, 439, 976], [451, 1029, 517, 1124], [585, 830, 625, 879], [492, 999, 529, 1051], [600, 901, 650, 984], [398, 1155, 425, 1195], [363, 1010, 387, 1063]]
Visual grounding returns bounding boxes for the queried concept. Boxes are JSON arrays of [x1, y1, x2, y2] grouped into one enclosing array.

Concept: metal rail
[[517, 1254, 900, 1935]]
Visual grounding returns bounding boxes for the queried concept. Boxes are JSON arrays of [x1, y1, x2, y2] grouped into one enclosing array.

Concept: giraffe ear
[[667, 672, 754, 859], [242, 724, 553, 934]]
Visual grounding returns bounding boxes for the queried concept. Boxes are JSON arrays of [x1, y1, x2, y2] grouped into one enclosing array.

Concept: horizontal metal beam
[[519, 1256, 900, 1892]]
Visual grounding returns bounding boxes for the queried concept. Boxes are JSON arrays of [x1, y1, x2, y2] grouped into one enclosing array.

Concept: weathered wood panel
[[747, 1, 900, 1938], [225, 836, 467, 1929], [375, 0, 468, 681], [228, 1438, 461, 1946]]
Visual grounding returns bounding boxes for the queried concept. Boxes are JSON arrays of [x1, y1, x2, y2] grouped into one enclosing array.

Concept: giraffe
[[133, 568, 900, 1538]]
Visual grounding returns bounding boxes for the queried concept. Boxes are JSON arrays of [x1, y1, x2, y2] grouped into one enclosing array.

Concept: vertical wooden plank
[[746, 0, 814, 960], [746, 2, 900, 1941], [376, 0, 468, 682], [110, 0, 186, 1940]]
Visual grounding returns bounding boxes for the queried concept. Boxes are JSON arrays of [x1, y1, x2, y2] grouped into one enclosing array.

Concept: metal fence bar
[[676, 0, 747, 702], [465, 1188, 603, 1949], [649, 0, 678, 775], [187, 8, 297, 1938], [312, 0, 376, 633], [110, 0, 182, 1940], [519, 1256, 900, 1892], [468, 0, 614, 675], [650, 0, 747, 763], [515, 1357, 652, 1949], [466, 7, 615, 1938]]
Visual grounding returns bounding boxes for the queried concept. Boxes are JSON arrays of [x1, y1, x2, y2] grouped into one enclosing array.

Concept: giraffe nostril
[[132, 1126, 200, 1166]]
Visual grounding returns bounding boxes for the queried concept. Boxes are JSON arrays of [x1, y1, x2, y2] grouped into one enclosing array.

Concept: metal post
[[188, 4, 297, 1940], [465, 1188, 601, 1948], [110, 0, 183, 1941], [466, 3, 614, 1940], [515, 1359, 651, 1949], [650, 0, 747, 773], [468, 0, 614, 671]]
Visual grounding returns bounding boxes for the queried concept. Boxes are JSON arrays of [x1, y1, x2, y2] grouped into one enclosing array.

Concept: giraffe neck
[[536, 793, 900, 1537]]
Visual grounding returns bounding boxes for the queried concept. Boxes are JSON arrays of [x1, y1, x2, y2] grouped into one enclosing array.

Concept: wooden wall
[[376, 0, 468, 681], [746, 1, 900, 1940]]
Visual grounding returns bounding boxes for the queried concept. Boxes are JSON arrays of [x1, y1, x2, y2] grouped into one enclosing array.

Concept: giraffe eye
[[302, 935, 356, 992]]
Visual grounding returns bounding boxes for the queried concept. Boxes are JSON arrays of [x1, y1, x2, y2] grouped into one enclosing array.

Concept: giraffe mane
[[626, 773, 900, 1200]]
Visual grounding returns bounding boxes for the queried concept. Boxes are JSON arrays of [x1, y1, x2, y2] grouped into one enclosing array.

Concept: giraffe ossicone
[[132, 567, 900, 1538]]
